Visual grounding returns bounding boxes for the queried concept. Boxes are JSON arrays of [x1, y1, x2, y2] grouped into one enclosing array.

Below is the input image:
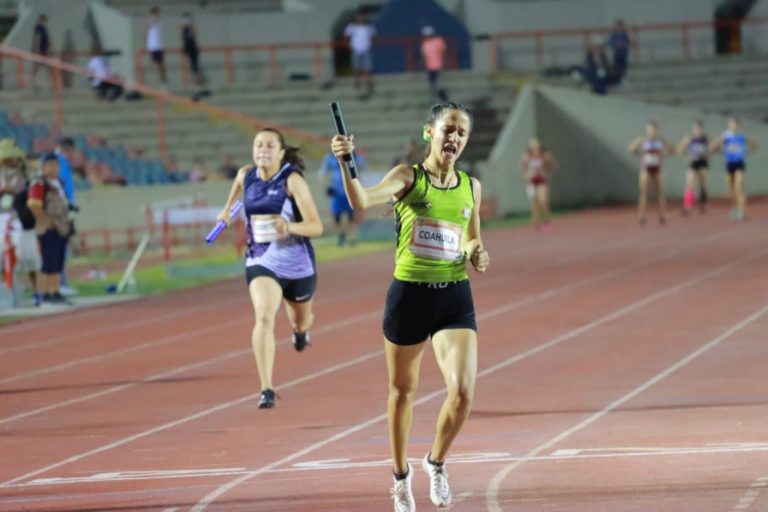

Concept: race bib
[[409, 217, 463, 261], [689, 142, 707, 158], [643, 153, 661, 167], [250, 216, 286, 243]]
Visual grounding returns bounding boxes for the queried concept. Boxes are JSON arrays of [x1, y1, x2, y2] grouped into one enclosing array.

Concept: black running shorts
[[246, 265, 317, 303], [383, 279, 477, 346]]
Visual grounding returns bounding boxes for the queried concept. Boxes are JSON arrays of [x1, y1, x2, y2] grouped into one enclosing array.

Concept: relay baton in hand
[[329, 101, 359, 179], [205, 200, 243, 244]]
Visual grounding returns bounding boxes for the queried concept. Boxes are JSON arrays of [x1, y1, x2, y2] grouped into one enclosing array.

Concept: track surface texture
[[2, 203, 767, 512]]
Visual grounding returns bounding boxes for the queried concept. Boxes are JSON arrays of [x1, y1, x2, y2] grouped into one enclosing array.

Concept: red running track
[[1, 203, 767, 512]]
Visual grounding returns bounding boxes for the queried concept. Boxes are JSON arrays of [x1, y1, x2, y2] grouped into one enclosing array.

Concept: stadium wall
[[484, 84, 768, 215]]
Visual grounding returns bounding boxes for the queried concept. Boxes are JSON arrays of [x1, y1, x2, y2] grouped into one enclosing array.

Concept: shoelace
[[429, 465, 450, 498], [390, 480, 413, 505]]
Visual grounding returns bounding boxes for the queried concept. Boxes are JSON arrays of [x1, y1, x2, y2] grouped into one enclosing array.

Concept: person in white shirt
[[146, 6, 167, 84], [344, 11, 376, 97], [87, 50, 123, 101]]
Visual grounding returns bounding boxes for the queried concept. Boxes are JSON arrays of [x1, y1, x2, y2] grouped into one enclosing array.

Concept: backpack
[[12, 180, 47, 230]]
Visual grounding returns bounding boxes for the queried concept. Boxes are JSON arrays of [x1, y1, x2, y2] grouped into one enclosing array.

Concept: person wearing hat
[[0, 139, 43, 305], [26, 153, 72, 305], [420, 26, 448, 102], [0, 139, 27, 197]]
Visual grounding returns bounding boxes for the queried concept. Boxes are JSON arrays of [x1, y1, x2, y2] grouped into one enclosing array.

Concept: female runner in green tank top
[[331, 103, 490, 512]]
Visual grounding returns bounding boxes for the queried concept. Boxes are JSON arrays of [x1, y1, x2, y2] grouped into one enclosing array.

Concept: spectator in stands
[[1, 140, 42, 305], [181, 13, 204, 86], [573, 43, 609, 95], [87, 49, 124, 101], [344, 10, 376, 99], [30, 14, 53, 92], [146, 7, 168, 85], [189, 157, 209, 182], [420, 26, 448, 101], [607, 19, 631, 82], [219, 154, 239, 179], [55, 138, 77, 296], [27, 153, 72, 305], [318, 148, 367, 246]]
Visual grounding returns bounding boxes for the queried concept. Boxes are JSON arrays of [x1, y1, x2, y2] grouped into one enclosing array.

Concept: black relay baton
[[329, 101, 359, 179]]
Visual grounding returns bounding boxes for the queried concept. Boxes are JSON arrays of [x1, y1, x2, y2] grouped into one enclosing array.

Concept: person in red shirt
[[26, 153, 72, 304], [420, 26, 448, 101]]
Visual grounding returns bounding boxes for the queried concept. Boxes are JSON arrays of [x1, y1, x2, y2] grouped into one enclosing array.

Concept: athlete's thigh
[[385, 339, 427, 389], [535, 184, 550, 205], [638, 170, 649, 191], [248, 277, 283, 318], [431, 329, 478, 391], [734, 170, 745, 190]]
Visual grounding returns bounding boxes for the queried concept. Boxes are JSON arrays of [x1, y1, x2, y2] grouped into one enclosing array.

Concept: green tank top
[[393, 165, 475, 283]]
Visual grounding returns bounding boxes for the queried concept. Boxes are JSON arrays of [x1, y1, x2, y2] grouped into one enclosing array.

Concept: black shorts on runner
[[150, 50, 164, 64], [246, 265, 317, 303], [726, 161, 746, 174], [690, 159, 708, 171], [383, 279, 477, 346]]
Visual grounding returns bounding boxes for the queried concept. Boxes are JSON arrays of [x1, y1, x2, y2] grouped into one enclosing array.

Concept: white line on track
[[12, 445, 768, 488], [0, 251, 389, 353], [731, 476, 768, 511], [189, 245, 768, 511], [485, 302, 768, 511], [0, 303, 222, 356], [0, 316, 247, 386], [0, 212, 698, 358], [0, 223, 742, 432], [1, 227, 761, 496], [0, 221, 740, 403]]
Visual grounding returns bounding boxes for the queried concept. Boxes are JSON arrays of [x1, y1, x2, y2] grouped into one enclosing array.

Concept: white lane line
[[731, 476, 768, 511], [0, 316, 246, 386], [0, 222, 711, 424], [2, 228, 759, 492], [0, 311, 379, 426], [0, 235, 682, 487], [0, 347, 384, 488], [0, 219, 738, 384], [0, 211, 695, 359], [189, 245, 768, 511], [485, 302, 768, 512], [0, 302, 223, 357], [12, 445, 768, 488], [0, 252, 383, 354]]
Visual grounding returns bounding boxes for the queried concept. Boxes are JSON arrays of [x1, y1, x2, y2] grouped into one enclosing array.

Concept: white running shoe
[[390, 464, 415, 512], [422, 453, 451, 507]]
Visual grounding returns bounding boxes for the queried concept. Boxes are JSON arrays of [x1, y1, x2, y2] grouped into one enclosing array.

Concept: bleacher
[[0, 110, 184, 187], [544, 55, 768, 122], [2, 71, 515, 184]]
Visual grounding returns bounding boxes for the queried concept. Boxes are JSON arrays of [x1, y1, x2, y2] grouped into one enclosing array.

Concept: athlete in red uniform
[[628, 121, 673, 225], [519, 138, 559, 230]]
